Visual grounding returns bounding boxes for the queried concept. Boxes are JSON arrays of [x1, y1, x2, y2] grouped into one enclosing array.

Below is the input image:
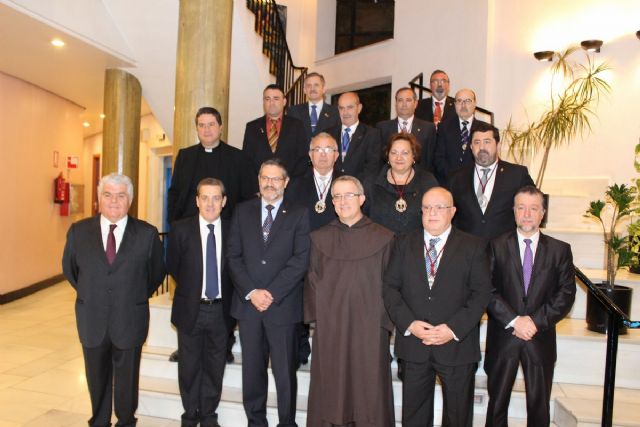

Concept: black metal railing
[[155, 232, 170, 296], [574, 267, 640, 427], [246, 0, 308, 106], [408, 72, 495, 125]]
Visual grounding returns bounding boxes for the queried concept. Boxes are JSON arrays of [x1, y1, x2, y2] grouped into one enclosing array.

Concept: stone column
[[102, 69, 142, 216], [173, 0, 234, 156]]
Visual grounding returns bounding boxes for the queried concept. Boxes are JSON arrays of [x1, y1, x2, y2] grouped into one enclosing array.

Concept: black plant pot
[[586, 284, 633, 335]]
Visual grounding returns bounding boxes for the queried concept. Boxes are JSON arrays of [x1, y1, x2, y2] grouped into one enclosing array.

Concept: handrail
[[408, 72, 495, 125], [574, 266, 639, 427], [574, 267, 638, 328], [246, 0, 308, 106]]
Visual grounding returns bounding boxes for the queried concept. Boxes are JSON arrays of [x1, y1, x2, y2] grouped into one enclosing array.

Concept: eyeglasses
[[332, 192, 361, 201], [389, 150, 411, 158], [455, 98, 474, 105], [430, 79, 449, 85], [259, 175, 286, 184], [422, 205, 452, 213], [310, 147, 337, 154]]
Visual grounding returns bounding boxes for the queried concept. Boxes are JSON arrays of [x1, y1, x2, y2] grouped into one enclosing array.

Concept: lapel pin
[[282, 209, 287, 214], [260, 128, 265, 134], [500, 167, 504, 172], [323, 112, 329, 118]]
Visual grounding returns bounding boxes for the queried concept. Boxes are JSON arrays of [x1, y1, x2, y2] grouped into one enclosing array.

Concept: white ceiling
[[0, 2, 150, 137]]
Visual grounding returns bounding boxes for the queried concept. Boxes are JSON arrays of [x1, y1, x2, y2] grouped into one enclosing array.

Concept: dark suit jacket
[[415, 96, 456, 124], [242, 115, 309, 178], [167, 142, 257, 223], [434, 117, 489, 184], [485, 231, 575, 367], [228, 198, 310, 325], [383, 227, 492, 365], [448, 160, 534, 240], [285, 169, 341, 231], [62, 215, 165, 349], [327, 123, 382, 181], [376, 117, 437, 172], [167, 216, 234, 333], [287, 102, 340, 142]]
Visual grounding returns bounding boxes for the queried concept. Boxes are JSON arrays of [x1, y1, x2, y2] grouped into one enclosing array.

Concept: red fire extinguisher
[[54, 172, 68, 204]]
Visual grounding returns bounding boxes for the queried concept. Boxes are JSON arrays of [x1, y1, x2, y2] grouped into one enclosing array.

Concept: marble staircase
[[139, 292, 640, 426]]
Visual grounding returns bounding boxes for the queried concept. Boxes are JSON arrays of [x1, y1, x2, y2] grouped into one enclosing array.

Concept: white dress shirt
[[313, 169, 333, 202], [473, 160, 499, 213], [100, 215, 128, 252], [397, 115, 414, 133], [309, 101, 324, 117], [199, 215, 223, 299], [506, 230, 541, 328]]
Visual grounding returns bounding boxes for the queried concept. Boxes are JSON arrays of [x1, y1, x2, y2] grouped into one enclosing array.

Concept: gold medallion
[[395, 198, 407, 213], [479, 195, 488, 209], [315, 200, 326, 213]]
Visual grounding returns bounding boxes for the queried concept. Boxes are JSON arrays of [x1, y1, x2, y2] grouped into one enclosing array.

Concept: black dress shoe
[[169, 349, 179, 362], [226, 351, 235, 363]]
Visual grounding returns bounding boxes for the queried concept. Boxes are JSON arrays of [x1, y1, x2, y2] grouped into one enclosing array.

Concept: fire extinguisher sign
[[67, 156, 79, 169]]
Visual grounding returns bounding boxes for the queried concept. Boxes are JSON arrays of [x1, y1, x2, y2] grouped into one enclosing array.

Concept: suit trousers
[[239, 318, 298, 427], [485, 349, 554, 427], [82, 336, 142, 427], [177, 303, 228, 427], [403, 358, 476, 427]]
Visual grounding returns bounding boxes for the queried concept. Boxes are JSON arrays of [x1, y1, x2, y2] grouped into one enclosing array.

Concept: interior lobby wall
[[487, 0, 640, 190], [0, 71, 84, 295]]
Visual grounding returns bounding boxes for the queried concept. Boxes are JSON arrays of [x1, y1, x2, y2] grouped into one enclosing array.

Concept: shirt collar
[[313, 168, 333, 180], [100, 214, 128, 231], [424, 225, 452, 243], [261, 197, 283, 212], [460, 116, 474, 126], [517, 229, 540, 245], [310, 101, 324, 111], [342, 121, 359, 133], [199, 214, 222, 228], [475, 159, 498, 171]]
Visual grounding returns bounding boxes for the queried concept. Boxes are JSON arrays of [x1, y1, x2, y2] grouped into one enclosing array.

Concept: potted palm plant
[[502, 48, 611, 226], [628, 140, 640, 274], [584, 183, 636, 333]]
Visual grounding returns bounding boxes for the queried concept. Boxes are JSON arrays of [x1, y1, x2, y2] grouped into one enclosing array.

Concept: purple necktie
[[523, 238, 533, 294], [106, 224, 117, 265]]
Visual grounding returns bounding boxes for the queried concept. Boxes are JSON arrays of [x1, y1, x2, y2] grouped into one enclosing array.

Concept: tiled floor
[[0, 282, 179, 427]]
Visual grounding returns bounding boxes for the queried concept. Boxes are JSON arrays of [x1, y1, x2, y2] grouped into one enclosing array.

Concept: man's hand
[[512, 316, 537, 341], [422, 323, 455, 346], [250, 289, 273, 312], [408, 320, 434, 340]]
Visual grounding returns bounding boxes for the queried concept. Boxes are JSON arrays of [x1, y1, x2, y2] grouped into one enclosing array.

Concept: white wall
[[488, 0, 640, 189]]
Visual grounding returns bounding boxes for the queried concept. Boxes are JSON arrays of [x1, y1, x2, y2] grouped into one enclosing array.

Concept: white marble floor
[[0, 282, 180, 427]]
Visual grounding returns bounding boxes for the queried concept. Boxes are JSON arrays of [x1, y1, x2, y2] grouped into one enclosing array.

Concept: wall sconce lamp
[[581, 39, 603, 52], [533, 51, 555, 61]]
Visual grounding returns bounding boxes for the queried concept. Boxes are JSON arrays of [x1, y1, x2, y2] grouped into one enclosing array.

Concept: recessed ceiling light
[[99, 114, 106, 119], [51, 38, 65, 47], [82, 121, 90, 128]]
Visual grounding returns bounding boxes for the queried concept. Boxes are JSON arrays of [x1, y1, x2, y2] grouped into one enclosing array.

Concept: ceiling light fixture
[[82, 122, 90, 128], [100, 114, 106, 119], [533, 51, 555, 61], [580, 39, 603, 52], [51, 38, 65, 47]]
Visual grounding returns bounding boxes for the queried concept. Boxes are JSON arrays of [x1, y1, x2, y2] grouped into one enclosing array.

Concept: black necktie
[[205, 224, 219, 299]]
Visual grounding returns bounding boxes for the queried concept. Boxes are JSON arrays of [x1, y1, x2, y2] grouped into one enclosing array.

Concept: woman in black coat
[[364, 132, 439, 234]]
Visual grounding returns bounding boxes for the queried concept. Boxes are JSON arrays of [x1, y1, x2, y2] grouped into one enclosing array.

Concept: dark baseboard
[[0, 274, 66, 304]]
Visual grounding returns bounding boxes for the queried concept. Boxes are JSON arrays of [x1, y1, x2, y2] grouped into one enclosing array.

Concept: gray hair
[[309, 132, 338, 149], [98, 173, 134, 200], [331, 175, 364, 195]]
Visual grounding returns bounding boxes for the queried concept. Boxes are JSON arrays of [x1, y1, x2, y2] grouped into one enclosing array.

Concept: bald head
[[338, 92, 362, 127], [421, 187, 456, 236]]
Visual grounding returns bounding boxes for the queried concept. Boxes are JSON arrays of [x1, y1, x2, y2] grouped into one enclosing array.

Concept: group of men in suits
[[61, 68, 576, 426]]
